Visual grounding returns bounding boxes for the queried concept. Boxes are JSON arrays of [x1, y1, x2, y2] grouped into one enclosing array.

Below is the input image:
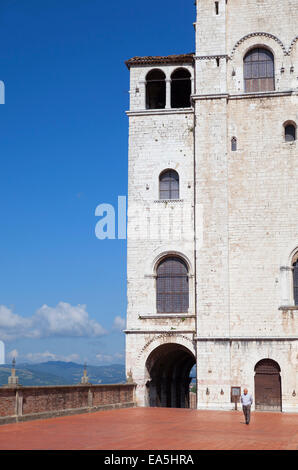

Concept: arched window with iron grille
[[159, 169, 179, 200], [156, 256, 189, 313], [146, 69, 166, 109], [244, 47, 275, 92]]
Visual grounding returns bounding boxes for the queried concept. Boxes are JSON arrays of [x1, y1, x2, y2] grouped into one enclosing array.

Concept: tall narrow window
[[156, 256, 189, 313], [146, 69, 166, 109], [159, 169, 179, 200], [293, 260, 298, 305], [244, 48, 275, 92], [231, 137, 237, 151], [285, 123, 296, 142], [171, 68, 191, 109]]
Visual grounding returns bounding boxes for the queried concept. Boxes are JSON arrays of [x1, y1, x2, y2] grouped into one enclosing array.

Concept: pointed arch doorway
[[145, 343, 196, 408], [254, 359, 282, 412]]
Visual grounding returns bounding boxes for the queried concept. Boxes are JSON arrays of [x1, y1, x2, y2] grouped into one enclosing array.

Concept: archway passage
[[254, 359, 282, 412], [146, 343, 196, 408]]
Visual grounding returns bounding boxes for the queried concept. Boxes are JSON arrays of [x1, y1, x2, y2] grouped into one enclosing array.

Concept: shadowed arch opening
[[171, 68, 191, 108], [146, 69, 166, 109], [284, 122, 297, 142], [146, 343, 196, 408]]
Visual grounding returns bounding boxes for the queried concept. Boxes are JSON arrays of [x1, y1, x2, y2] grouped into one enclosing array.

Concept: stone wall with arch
[[126, 332, 195, 407]]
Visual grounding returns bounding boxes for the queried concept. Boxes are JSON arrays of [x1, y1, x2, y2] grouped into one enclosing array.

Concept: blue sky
[[0, 0, 195, 366]]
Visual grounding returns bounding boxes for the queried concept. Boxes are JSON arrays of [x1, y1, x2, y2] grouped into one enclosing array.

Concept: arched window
[[146, 69, 166, 109], [293, 259, 298, 305], [231, 137, 237, 151], [244, 48, 275, 92], [156, 256, 189, 313], [171, 68, 191, 108], [159, 169, 179, 200], [284, 123, 296, 142]]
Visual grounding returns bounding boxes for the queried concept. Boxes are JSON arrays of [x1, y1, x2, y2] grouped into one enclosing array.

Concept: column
[[166, 79, 171, 109]]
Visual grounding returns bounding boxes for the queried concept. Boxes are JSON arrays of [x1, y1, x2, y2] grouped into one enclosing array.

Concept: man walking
[[241, 388, 253, 425]]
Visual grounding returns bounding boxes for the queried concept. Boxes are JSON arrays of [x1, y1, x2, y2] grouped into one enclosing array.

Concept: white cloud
[[7, 349, 19, 361], [25, 351, 80, 363], [0, 302, 107, 341], [114, 353, 124, 360], [96, 354, 113, 363], [34, 302, 107, 338], [0, 306, 31, 341], [96, 352, 124, 364], [112, 316, 125, 331]]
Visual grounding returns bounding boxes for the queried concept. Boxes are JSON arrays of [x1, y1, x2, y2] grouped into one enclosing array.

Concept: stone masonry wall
[[0, 383, 136, 425], [126, 0, 298, 412]]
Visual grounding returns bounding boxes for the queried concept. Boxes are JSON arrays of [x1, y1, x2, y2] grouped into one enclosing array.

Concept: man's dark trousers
[[242, 405, 251, 424]]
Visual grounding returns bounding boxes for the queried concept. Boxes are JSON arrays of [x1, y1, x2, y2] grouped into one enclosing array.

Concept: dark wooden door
[[254, 360, 282, 411]]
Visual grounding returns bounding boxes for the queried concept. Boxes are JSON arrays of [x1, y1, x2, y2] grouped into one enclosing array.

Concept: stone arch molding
[[288, 36, 298, 55], [136, 333, 196, 371], [143, 245, 194, 277], [280, 241, 298, 267], [140, 65, 193, 84], [151, 249, 194, 275], [230, 32, 290, 58]]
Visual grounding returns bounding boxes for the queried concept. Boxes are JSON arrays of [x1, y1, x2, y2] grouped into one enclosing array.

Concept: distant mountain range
[[0, 361, 126, 387]]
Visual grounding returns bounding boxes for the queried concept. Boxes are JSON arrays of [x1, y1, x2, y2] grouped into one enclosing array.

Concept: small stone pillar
[[8, 358, 20, 387], [80, 362, 90, 385], [126, 369, 133, 384]]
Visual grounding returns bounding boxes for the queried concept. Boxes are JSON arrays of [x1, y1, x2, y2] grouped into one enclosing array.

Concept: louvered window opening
[[244, 48, 275, 92], [156, 257, 189, 313], [159, 170, 179, 200], [293, 261, 298, 305]]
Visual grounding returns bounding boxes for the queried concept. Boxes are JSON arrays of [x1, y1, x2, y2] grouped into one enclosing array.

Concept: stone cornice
[[124, 329, 195, 334], [192, 93, 229, 101], [228, 90, 295, 100], [278, 306, 298, 311], [195, 54, 228, 61], [126, 108, 194, 117], [138, 314, 196, 319], [194, 336, 298, 341], [192, 90, 296, 101]]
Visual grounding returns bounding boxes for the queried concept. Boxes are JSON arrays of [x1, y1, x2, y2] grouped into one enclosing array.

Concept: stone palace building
[[125, 0, 298, 413]]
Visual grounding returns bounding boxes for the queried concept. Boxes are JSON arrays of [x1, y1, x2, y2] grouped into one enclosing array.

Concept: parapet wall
[[0, 383, 136, 425]]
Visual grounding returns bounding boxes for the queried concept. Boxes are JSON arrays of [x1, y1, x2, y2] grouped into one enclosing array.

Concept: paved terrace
[[0, 407, 297, 450]]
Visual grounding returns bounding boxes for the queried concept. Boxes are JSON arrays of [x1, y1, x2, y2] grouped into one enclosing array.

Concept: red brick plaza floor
[[0, 407, 297, 451]]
